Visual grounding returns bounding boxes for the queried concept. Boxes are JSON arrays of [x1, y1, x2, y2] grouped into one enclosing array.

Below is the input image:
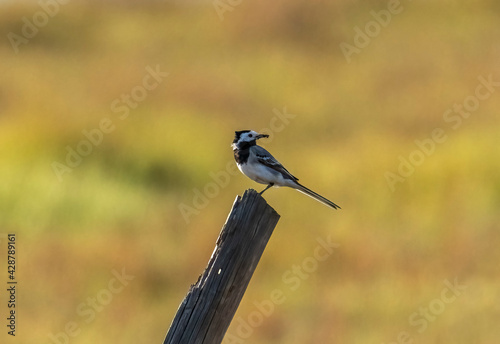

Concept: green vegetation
[[1, 1, 499, 343]]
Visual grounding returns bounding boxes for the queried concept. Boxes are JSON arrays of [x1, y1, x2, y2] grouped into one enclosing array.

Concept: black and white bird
[[232, 130, 340, 210]]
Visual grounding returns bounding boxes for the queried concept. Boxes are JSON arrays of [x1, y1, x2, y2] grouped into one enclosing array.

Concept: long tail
[[293, 182, 341, 210]]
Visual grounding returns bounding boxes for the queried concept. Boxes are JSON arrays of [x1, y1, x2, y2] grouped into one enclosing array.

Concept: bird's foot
[[259, 183, 274, 195]]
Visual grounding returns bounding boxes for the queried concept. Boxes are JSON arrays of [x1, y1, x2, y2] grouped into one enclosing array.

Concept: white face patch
[[232, 130, 264, 150], [239, 130, 260, 143]]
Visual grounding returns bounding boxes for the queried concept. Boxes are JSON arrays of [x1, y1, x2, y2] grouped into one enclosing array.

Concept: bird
[[232, 130, 340, 210]]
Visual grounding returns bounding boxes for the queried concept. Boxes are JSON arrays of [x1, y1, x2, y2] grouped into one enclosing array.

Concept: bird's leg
[[259, 183, 274, 195]]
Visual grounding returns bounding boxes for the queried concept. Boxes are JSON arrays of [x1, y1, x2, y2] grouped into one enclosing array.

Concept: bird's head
[[232, 130, 269, 149]]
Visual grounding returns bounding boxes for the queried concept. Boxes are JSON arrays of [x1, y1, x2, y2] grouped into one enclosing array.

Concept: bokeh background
[[1, 0, 500, 343]]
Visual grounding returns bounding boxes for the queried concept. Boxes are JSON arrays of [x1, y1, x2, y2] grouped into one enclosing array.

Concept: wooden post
[[164, 189, 280, 344]]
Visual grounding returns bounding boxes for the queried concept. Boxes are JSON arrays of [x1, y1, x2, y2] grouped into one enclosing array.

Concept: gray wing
[[252, 146, 299, 182]]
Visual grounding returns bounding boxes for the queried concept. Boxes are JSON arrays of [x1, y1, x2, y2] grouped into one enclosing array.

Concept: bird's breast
[[238, 160, 288, 186]]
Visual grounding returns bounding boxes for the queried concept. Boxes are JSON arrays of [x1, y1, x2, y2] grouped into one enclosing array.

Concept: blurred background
[[1, 0, 500, 343]]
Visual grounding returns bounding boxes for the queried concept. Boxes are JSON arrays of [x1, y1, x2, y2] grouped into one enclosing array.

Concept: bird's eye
[[248, 134, 253, 138]]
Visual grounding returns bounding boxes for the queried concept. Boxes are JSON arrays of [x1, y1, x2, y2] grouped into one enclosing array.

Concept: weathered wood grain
[[164, 189, 280, 344]]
